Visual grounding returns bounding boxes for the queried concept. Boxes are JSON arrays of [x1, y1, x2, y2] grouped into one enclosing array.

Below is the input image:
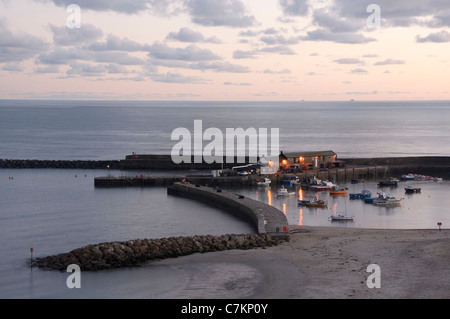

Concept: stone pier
[[168, 182, 289, 239]]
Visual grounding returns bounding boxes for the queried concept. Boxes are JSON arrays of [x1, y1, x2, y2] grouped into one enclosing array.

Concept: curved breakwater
[[33, 183, 289, 272]]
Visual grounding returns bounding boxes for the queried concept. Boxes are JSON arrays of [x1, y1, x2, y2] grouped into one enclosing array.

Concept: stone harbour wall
[[33, 234, 287, 272], [0, 159, 120, 169]]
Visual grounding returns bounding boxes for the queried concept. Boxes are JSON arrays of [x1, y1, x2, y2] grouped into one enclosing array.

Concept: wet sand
[[151, 226, 450, 299]]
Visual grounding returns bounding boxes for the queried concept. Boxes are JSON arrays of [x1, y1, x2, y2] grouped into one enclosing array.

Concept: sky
[[0, 0, 450, 101]]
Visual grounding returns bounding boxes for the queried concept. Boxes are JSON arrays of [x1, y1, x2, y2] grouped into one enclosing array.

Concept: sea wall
[[120, 155, 252, 170], [0, 159, 120, 170], [33, 234, 286, 272], [94, 175, 255, 188], [168, 183, 290, 238]]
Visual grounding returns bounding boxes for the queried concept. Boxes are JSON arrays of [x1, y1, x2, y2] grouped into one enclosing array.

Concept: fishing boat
[[330, 215, 354, 222], [283, 176, 300, 187], [277, 186, 296, 197], [373, 192, 403, 207], [330, 185, 348, 196], [378, 178, 399, 187], [307, 200, 328, 208], [299, 197, 328, 208], [405, 186, 421, 194], [310, 180, 336, 192], [255, 178, 271, 187], [350, 189, 372, 199]]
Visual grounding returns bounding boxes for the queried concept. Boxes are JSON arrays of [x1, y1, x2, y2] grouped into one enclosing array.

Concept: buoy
[[75, 174, 77, 178]]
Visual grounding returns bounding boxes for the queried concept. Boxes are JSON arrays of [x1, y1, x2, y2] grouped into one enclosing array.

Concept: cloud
[[334, 58, 365, 65], [416, 30, 450, 43], [49, 24, 103, 46], [312, 8, 361, 33], [350, 68, 368, 74], [34, 65, 60, 74], [166, 27, 221, 43], [233, 45, 297, 59], [190, 61, 250, 73], [88, 34, 151, 51], [0, 18, 48, 63], [346, 90, 378, 95], [148, 42, 221, 61], [258, 45, 297, 55], [1, 63, 24, 72], [37, 48, 90, 65], [67, 62, 107, 77], [278, 0, 310, 17], [92, 51, 146, 65], [374, 59, 405, 66], [302, 29, 376, 44], [233, 50, 258, 59], [224, 82, 251, 86], [186, 0, 256, 27], [333, 0, 450, 28], [37, 0, 151, 14], [150, 71, 208, 84], [260, 35, 300, 45], [263, 68, 291, 74]]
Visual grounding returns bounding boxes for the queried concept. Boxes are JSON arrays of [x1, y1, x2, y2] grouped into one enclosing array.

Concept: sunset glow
[[1, 0, 450, 101]]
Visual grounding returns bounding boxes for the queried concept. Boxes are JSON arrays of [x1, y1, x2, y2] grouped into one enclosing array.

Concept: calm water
[[1, 100, 450, 159], [228, 180, 450, 230], [1, 99, 449, 298], [0, 168, 254, 298]]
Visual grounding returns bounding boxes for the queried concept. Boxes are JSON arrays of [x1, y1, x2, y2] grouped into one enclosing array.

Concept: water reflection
[[224, 180, 450, 229]]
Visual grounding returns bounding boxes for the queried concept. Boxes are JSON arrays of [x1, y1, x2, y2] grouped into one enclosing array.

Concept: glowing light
[[298, 209, 303, 226]]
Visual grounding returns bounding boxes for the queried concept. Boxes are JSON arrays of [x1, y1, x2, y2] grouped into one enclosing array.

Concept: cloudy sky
[[1, 0, 450, 101]]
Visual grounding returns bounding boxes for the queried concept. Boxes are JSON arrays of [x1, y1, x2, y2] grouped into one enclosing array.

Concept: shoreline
[[152, 225, 449, 299]]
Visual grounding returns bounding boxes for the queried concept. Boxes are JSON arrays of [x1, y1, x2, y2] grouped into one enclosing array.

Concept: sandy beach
[[152, 226, 450, 299]]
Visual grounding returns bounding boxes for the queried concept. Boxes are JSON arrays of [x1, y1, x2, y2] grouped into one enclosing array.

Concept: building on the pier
[[279, 151, 344, 172]]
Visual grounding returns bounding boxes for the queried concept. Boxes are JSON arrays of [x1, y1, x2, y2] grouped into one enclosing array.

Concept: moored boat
[[405, 186, 421, 194], [378, 178, 399, 187], [350, 189, 372, 199], [310, 180, 336, 192], [255, 178, 271, 187], [277, 186, 296, 197], [299, 197, 328, 208], [330, 185, 348, 196], [373, 192, 402, 207], [330, 215, 354, 222]]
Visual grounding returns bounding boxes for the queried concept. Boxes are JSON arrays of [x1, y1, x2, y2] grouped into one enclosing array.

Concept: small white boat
[[277, 186, 295, 197], [330, 215, 354, 222], [255, 178, 271, 187]]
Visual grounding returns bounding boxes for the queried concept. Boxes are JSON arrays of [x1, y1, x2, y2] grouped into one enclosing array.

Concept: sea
[[0, 99, 449, 299]]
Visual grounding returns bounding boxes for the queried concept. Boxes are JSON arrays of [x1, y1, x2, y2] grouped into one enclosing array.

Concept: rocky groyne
[[0, 159, 120, 169], [33, 234, 287, 272]]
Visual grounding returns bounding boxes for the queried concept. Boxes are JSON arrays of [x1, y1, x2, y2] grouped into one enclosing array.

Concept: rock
[[33, 233, 286, 272]]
